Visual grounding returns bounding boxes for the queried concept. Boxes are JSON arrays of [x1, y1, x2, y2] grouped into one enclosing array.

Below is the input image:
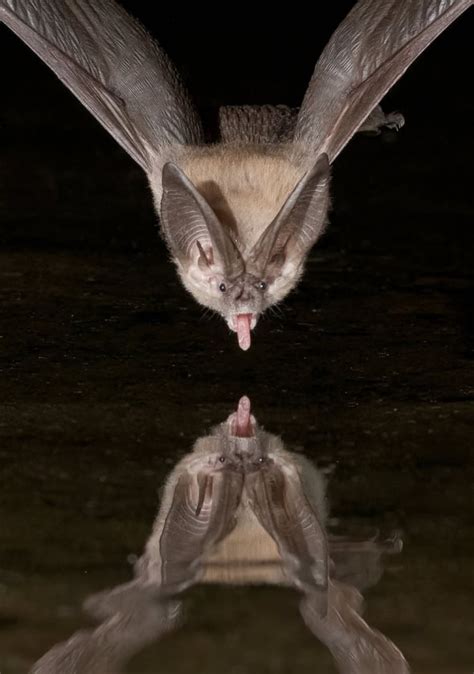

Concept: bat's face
[[160, 156, 331, 350], [191, 396, 269, 474], [191, 395, 287, 474], [180, 268, 279, 352], [210, 395, 270, 472]]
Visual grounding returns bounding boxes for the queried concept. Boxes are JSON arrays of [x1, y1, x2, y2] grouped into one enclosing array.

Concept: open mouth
[[230, 313, 257, 351], [229, 396, 255, 437]]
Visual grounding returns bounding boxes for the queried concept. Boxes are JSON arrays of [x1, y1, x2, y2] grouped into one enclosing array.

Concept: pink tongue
[[236, 314, 252, 351], [235, 396, 252, 436]]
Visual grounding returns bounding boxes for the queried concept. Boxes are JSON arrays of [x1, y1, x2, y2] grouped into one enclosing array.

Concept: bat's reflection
[[32, 397, 408, 673]]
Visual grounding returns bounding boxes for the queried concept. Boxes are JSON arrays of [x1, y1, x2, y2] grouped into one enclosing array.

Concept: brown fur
[[150, 144, 306, 247]]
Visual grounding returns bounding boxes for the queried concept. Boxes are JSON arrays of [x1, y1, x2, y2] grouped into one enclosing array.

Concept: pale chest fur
[[180, 147, 305, 253], [200, 493, 287, 585]]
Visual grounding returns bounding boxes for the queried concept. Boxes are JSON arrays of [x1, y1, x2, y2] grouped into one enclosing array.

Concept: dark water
[[1, 16, 474, 674]]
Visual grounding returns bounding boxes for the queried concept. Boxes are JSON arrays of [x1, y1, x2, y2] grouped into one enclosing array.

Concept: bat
[[137, 395, 330, 597], [139, 395, 408, 672], [31, 396, 406, 672], [0, 1, 472, 349]]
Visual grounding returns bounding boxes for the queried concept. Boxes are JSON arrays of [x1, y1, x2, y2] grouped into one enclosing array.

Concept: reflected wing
[[0, 0, 203, 171], [300, 581, 410, 674], [32, 590, 182, 674], [247, 463, 328, 611], [329, 532, 403, 592], [294, 0, 473, 162]]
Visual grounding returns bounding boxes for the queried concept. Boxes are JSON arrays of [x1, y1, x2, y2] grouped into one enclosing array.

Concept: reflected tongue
[[236, 313, 252, 351], [235, 396, 252, 436]]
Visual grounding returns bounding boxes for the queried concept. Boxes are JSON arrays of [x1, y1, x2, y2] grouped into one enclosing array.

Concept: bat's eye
[[219, 456, 226, 463], [219, 283, 226, 293], [258, 456, 265, 463], [259, 281, 267, 291]]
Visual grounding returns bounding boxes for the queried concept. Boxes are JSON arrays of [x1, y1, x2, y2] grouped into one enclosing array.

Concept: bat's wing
[[329, 531, 403, 592], [32, 589, 182, 674], [140, 465, 244, 594], [294, 0, 473, 162], [0, 0, 203, 172], [300, 581, 410, 674], [247, 462, 329, 612]]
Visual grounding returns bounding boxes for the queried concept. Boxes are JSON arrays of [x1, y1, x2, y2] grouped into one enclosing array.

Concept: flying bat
[[1, 0, 472, 349]]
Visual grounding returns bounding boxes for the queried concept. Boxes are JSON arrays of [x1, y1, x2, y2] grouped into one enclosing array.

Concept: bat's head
[[216, 396, 266, 472], [191, 396, 262, 472], [192, 396, 284, 474], [160, 156, 330, 350]]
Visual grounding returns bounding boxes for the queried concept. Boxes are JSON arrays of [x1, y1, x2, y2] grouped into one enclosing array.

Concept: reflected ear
[[160, 163, 243, 278], [156, 465, 243, 592], [247, 154, 330, 279], [247, 463, 328, 604]]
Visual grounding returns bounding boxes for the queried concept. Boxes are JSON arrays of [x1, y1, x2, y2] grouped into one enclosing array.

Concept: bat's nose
[[234, 449, 254, 464], [233, 286, 255, 303]]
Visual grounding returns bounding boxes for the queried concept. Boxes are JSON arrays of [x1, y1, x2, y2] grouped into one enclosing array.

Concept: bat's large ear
[[247, 154, 330, 280], [141, 461, 243, 594], [160, 163, 244, 279], [247, 463, 328, 609]]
